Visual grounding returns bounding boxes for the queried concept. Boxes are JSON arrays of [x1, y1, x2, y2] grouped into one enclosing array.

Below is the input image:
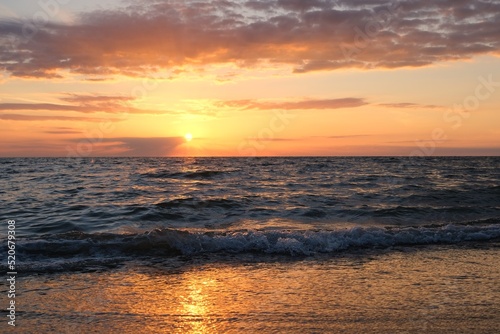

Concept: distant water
[[1, 157, 499, 273]]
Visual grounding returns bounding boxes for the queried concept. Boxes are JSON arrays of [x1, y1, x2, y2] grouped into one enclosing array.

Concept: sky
[[0, 0, 499, 157]]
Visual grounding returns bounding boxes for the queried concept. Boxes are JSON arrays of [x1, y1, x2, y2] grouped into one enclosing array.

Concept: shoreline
[[7, 242, 500, 333]]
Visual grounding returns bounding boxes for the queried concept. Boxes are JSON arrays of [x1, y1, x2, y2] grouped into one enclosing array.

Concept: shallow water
[[12, 243, 500, 333]]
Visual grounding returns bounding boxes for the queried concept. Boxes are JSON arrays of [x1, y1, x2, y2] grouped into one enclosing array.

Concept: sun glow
[[184, 133, 193, 142]]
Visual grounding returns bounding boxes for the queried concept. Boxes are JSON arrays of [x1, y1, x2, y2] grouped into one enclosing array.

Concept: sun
[[184, 133, 193, 142]]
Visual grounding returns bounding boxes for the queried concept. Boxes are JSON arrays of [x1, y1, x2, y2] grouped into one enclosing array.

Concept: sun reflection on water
[[178, 278, 216, 333]]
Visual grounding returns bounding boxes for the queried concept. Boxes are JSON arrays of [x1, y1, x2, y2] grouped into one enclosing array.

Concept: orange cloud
[[0, 114, 119, 122], [67, 137, 185, 157], [0, 0, 498, 78], [0, 94, 174, 114], [216, 98, 368, 110], [378, 103, 443, 109]]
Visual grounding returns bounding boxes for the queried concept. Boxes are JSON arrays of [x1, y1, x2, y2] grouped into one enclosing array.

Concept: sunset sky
[[1, 0, 499, 157]]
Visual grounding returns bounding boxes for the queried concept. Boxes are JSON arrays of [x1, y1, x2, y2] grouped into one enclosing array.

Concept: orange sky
[[1, 0, 499, 157]]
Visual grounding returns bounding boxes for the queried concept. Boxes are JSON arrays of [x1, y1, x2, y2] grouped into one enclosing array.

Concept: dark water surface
[[1, 157, 499, 272]]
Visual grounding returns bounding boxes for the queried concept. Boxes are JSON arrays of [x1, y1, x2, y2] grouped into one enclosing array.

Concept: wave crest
[[18, 223, 500, 259]]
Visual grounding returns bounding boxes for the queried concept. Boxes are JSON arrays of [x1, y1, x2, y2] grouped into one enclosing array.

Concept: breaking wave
[[9, 221, 500, 273]]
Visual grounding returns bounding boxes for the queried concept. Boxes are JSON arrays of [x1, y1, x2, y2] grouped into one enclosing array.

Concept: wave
[[140, 170, 230, 179], [8, 221, 500, 273], [155, 197, 244, 210]]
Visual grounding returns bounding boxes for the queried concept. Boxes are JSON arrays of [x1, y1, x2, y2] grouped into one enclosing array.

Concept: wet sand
[[9, 243, 500, 333]]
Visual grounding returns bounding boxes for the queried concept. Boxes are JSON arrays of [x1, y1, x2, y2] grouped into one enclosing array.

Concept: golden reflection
[[95, 271, 221, 333], [178, 278, 216, 334]]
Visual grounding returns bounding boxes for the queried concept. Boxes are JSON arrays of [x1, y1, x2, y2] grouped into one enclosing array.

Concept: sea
[[1, 157, 499, 333]]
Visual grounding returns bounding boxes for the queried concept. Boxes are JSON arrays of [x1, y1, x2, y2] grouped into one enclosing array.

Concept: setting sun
[[184, 133, 193, 142]]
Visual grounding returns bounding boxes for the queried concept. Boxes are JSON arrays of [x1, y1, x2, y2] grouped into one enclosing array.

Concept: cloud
[[0, 141, 68, 157], [39, 126, 83, 134], [328, 134, 373, 139], [43, 130, 83, 134], [245, 137, 297, 142], [217, 97, 368, 110], [379, 102, 442, 109], [0, 113, 120, 122], [412, 146, 500, 156], [0, 136, 186, 157], [0, 96, 369, 121], [1, 0, 499, 78], [80, 137, 186, 157], [308, 145, 500, 156], [0, 95, 173, 114], [385, 140, 450, 144], [0, 103, 84, 112]]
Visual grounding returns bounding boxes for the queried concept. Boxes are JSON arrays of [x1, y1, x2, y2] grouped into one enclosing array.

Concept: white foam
[[13, 223, 500, 266], [144, 223, 500, 255]]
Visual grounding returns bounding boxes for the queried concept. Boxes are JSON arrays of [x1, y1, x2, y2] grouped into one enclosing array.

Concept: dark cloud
[[0, 137, 185, 157], [0, 0, 498, 78], [316, 145, 500, 156], [245, 1, 275, 11], [430, 146, 500, 156], [0, 141, 67, 157], [77, 137, 185, 157]]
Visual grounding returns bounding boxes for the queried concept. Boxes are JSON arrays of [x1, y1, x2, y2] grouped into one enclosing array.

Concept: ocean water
[[1, 157, 499, 333]]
